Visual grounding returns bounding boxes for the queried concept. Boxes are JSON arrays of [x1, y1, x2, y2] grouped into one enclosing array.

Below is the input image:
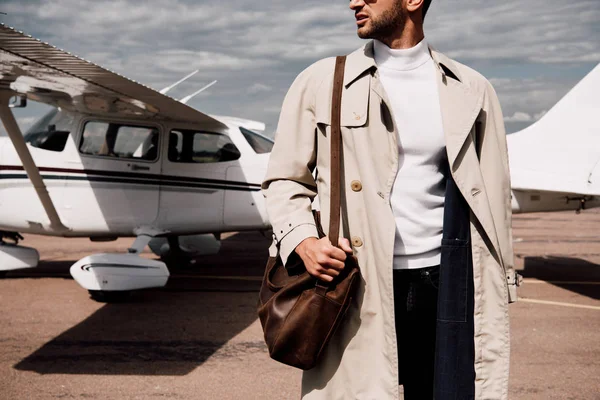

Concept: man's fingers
[[329, 246, 348, 262], [318, 274, 334, 283], [324, 258, 345, 272], [324, 266, 341, 277], [307, 262, 336, 276], [307, 263, 340, 279], [315, 262, 341, 277], [338, 237, 353, 253], [301, 237, 353, 280]]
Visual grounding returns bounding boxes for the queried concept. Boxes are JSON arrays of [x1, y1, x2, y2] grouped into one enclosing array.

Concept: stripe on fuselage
[[0, 165, 262, 192]]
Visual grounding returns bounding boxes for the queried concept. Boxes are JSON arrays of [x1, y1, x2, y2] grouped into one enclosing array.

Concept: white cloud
[[247, 83, 272, 95], [427, 1, 600, 65], [504, 110, 547, 123], [490, 76, 576, 132], [152, 50, 275, 73], [504, 112, 533, 123]]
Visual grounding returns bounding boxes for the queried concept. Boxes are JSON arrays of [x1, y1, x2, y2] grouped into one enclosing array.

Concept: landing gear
[[162, 236, 196, 269], [148, 234, 221, 270], [0, 231, 39, 274], [0, 231, 24, 244], [566, 195, 591, 214], [88, 290, 131, 303]]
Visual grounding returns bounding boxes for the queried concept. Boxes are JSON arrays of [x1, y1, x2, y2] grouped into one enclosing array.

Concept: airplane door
[[156, 128, 240, 234], [63, 119, 162, 233]]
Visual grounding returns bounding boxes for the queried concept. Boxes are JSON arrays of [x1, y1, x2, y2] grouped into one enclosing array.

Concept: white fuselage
[[0, 110, 270, 238]]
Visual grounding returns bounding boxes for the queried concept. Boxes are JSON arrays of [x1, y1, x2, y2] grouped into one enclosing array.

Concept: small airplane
[[0, 24, 272, 301], [0, 24, 599, 301]]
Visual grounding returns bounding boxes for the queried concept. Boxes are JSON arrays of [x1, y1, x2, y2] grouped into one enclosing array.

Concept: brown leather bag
[[258, 56, 362, 370]]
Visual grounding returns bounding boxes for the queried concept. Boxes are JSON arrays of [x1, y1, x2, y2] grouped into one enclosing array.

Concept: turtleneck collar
[[373, 38, 431, 71]]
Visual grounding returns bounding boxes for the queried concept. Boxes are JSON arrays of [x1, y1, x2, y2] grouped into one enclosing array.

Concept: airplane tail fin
[[507, 64, 600, 196]]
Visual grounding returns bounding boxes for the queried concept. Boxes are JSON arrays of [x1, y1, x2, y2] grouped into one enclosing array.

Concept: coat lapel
[[431, 49, 502, 258], [435, 75, 483, 168]]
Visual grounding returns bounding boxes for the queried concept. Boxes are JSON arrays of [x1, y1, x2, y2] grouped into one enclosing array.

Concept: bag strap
[[328, 55, 346, 248]]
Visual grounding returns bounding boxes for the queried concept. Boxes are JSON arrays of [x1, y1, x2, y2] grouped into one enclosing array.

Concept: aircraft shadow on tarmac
[[14, 232, 272, 376], [520, 256, 600, 300]]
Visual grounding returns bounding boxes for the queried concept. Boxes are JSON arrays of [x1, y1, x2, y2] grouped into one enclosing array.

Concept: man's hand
[[294, 237, 353, 282]]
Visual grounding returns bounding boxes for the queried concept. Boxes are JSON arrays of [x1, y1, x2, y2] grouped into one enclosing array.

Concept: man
[[262, 0, 518, 399]]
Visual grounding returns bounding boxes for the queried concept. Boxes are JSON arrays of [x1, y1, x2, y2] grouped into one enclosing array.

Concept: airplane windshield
[[23, 108, 73, 152], [239, 127, 273, 154]]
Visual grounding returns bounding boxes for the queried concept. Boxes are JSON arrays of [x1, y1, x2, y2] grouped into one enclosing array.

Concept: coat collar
[[343, 41, 376, 88], [344, 41, 463, 89]]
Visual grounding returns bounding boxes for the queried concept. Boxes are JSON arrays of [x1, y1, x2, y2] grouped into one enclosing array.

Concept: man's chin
[[356, 27, 372, 39]]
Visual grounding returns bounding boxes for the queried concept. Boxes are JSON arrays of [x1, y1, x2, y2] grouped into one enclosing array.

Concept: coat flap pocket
[[315, 75, 370, 128]]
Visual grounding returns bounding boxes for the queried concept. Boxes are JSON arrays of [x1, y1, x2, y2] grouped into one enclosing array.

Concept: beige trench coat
[[262, 41, 518, 400]]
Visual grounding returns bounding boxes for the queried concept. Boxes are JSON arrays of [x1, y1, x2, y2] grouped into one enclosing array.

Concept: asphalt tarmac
[[0, 209, 599, 399]]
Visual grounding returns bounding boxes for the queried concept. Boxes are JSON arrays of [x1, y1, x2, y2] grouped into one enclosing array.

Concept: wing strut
[[0, 92, 69, 233]]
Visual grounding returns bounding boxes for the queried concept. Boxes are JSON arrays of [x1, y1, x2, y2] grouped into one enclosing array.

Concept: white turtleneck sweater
[[374, 39, 446, 270]]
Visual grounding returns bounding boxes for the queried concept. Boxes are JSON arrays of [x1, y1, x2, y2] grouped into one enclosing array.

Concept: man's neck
[[378, 19, 425, 50]]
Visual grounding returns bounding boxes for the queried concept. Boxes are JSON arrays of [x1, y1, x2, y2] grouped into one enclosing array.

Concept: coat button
[[350, 180, 362, 192], [351, 236, 363, 247]]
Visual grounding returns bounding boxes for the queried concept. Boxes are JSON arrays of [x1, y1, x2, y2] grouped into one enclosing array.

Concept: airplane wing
[[0, 24, 225, 128]]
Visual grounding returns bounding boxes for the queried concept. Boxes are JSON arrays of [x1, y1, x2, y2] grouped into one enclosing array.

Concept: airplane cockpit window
[[239, 127, 274, 154], [169, 129, 241, 163], [79, 121, 159, 161], [23, 108, 73, 152]]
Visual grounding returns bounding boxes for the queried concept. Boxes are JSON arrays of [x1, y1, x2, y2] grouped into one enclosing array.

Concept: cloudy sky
[[1, 0, 599, 136]]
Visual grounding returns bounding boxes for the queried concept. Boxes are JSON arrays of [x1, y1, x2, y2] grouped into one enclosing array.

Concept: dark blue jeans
[[394, 266, 440, 399]]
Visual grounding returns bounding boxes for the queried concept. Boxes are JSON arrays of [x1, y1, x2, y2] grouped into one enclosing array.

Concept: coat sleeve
[[261, 64, 322, 266], [483, 80, 519, 303]]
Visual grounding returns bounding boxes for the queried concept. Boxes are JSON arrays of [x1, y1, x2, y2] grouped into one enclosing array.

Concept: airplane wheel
[[162, 237, 196, 271], [88, 290, 131, 303], [162, 253, 196, 271]]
